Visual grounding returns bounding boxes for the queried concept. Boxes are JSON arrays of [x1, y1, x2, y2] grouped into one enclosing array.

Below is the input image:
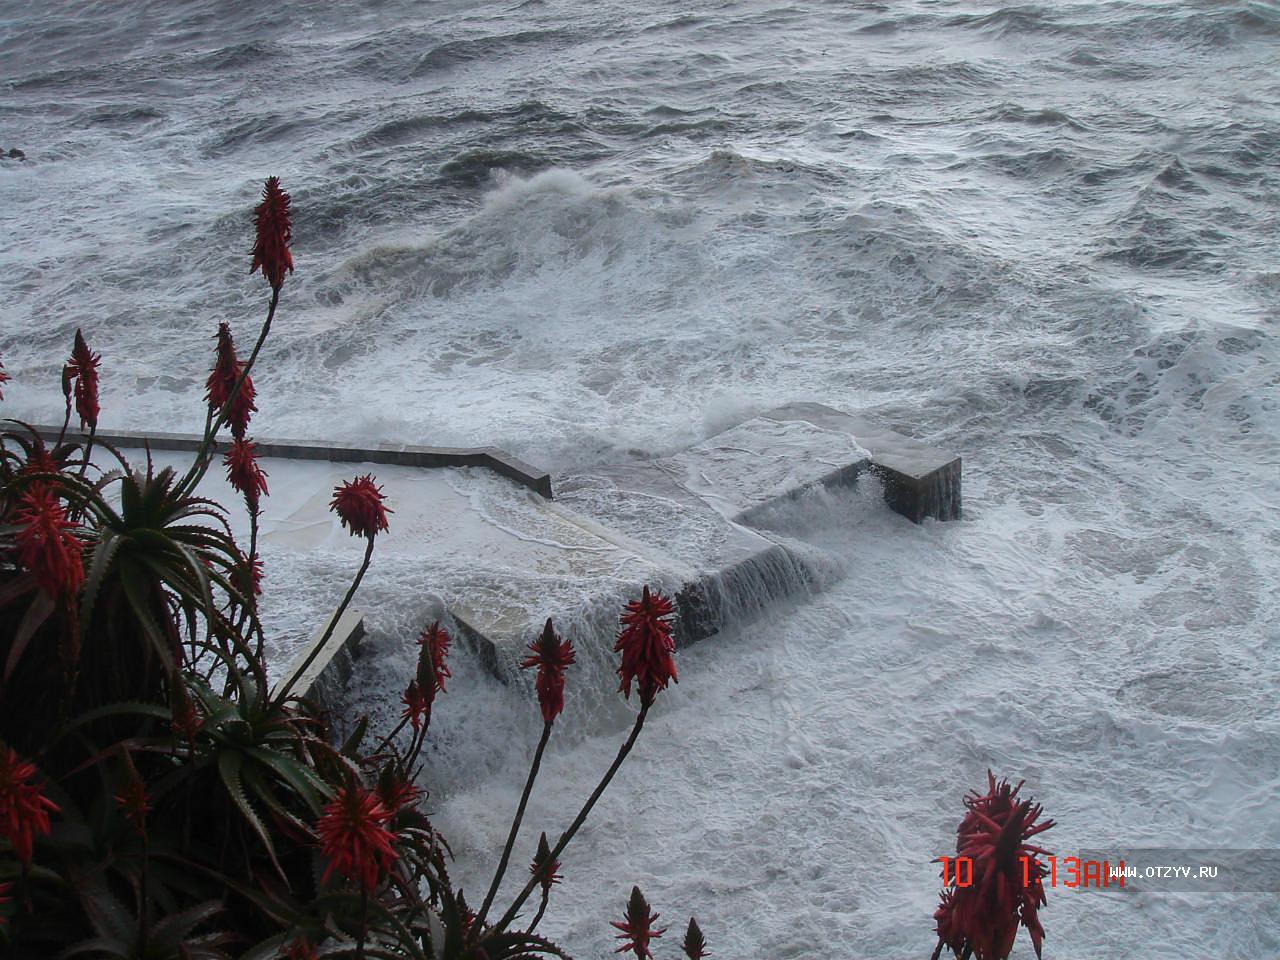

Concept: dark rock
[[7, 148, 25, 160]]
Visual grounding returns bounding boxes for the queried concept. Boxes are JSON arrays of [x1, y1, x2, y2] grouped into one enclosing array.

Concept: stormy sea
[[2, 1, 1278, 956]]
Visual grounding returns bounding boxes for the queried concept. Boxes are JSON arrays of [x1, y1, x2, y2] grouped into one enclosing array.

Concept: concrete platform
[[36, 405, 959, 701]]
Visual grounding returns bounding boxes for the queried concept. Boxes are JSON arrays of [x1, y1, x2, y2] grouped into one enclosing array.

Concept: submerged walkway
[[34, 405, 960, 703]]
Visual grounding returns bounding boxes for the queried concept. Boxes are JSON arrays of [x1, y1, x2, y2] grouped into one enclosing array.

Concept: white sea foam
[[2, 0, 1278, 955]]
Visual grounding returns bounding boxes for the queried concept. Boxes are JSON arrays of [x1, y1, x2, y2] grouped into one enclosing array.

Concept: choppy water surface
[[2, 1, 1279, 956]]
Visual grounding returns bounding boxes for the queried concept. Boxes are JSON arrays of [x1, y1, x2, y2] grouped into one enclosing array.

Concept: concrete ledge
[[451, 542, 818, 689], [450, 610, 507, 681], [674, 541, 821, 646], [757, 403, 962, 523], [22, 424, 554, 500], [450, 538, 818, 687], [21, 404, 957, 716], [278, 607, 366, 717]]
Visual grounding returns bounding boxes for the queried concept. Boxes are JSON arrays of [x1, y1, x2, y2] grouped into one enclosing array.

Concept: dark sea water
[[2, 2, 1279, 956]]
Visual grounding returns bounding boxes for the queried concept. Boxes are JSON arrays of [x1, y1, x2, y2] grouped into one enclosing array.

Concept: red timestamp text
[[936, 855, 1126, 889]]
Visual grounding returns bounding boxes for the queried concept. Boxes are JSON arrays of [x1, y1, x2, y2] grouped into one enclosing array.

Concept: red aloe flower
[[682, 918, 708, 959], [400, 680, 428, 733], [615, 586, 678, 707], [410, 621, 451, 732], [170, 687, 204, 742], [376, 770, 421, 817], [21, 440, 59, 479], [316, 782, 399, 893], [224, 438, 269, 511], [417, 620, 452, 695], [521, 617, 576, 725], [0, 880, 11, 928], [283, 937, 318, 960], [115, 779, 151, 838], [330, 474, 391, 538], [931, 772, 1055, 960], [251, 175, 294, 291], [244, 550, 264, 597], [14, 485, 84, 600], [0, 747, 60, 865], [530, 831, 562, 894], [0, 353, 9, 401], [612, 886, 666, 959], [60, 328, 101, 431], [205, 323, 257, 440], [205, 323, 236, 408]]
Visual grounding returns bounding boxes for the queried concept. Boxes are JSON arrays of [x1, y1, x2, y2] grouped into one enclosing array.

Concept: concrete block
[[756, 403, 962, 522], [280, 607, 366, 716]]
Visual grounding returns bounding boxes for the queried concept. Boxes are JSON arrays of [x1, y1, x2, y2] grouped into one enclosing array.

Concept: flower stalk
[[490, 702, 650, 936], [473, 720, 553, 934], [272, 533, 373, 708], [473, 618, 574, 933], [178, 287, 277, 498]]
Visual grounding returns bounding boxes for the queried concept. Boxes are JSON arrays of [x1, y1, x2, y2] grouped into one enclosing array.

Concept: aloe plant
[[0, 177, 712, 960]]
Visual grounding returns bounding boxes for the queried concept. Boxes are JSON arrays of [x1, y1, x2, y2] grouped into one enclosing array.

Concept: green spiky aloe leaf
[[217, 749, 284, 878]]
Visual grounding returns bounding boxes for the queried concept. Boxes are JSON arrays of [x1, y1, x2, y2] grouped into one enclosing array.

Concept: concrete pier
[[40, 404, 959, 702]]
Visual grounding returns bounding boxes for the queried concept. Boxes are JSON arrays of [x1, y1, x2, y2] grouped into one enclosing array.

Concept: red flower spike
[[115, 779, 150, 838], [224, 438, 269, 511], [21, 440, 59, 479], [170, 687, 204, 742], [376, 770, 422, 817], [246, 551, 264, 596], [205, 323, 257, 440], [251, 175, 294, 290], [0, 353, 9, 401], [14, 485, 84, 600], [530, 831, 562, 894], [330, 474, 391, 538], [316, 782, 399, 894], [205, 323, 236, 412], [521, 617, 576, 725], [931, 771, 1055, 960], [409, 621, 452, 732], [224, 363, 256, 440], [417, 621, 452, 696], [207, 324, 232, 385], [615, 586, 678, 707], [682, 917, 708, 959], [0, 747, 60, 866], [401, 680, 428, 734], [612, 886, 666, 960], [64, 329, 101, 431], [283, 936, 318, 960]]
